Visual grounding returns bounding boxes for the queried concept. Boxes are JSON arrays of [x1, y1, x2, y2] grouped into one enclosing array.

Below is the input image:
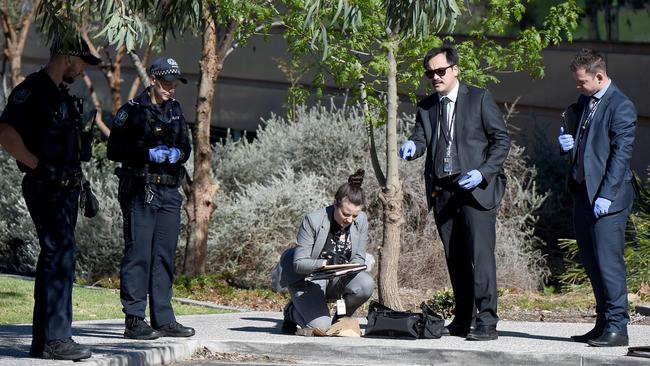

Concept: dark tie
[[439, 97, 450, 137], [573, 95, 599, 183], [583, 96, 598, 129]]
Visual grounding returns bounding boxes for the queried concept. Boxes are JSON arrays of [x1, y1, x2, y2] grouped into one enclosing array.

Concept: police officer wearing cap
[[107, 57, 194, 340], [0, 36, 100, 361]]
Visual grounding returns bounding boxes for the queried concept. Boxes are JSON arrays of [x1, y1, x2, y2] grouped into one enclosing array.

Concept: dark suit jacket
[[271, 206, 368, 292], [569, 82, 637, 213], [408, 82, 510, 210]]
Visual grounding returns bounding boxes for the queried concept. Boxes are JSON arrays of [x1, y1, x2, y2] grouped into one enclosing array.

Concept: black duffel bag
[[364, 301, 444, 340]]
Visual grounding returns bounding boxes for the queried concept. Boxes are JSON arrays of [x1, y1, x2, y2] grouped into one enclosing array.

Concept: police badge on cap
[[148, 57, 188, 84], [50, 36, 101, 66]]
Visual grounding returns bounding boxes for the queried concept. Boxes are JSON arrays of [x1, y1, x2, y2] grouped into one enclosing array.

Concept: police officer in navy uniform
[[0, 37, 100, 361], [107, 57, 194, 340]]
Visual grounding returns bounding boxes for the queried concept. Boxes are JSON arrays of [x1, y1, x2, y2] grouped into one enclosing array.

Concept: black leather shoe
[[125, 315, 161, 340], [466, 325, 498, 341], [42, 338, 91, 361], [442, 322, 470, 337], [156, 321, 196, 337], [587, 332, 629, 347], [28, 347, 42, 358], [571, 327, 603, 343], [281, 302, 298, 334], [28, 340, 43, 358]]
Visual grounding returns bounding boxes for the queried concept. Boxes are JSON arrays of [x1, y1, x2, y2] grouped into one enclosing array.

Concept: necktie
[[583, 96, 598, 128], [440, 97, 450, 137]]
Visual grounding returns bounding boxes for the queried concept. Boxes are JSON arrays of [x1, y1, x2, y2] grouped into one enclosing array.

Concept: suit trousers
[[433, 187, 498, 327], [120, 185, 182, 328], [287, 271, 374, 331], [22, 175, 80, 347], [573, 187, 631, 334]]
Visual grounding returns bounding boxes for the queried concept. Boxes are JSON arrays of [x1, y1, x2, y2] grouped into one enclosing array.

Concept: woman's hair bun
[[348, 169, 365, 187]]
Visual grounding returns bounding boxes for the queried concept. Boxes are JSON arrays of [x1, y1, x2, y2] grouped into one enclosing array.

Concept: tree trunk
[[127, 49, 152, 90], [356, 61, 385, 187], [377, 39, 404, 310], [0, 1, 35, 88], [108, 46, 126, 116], [182, 8, 219, 276], [81, 73, 111, 137], [127, 46, 151, 100]]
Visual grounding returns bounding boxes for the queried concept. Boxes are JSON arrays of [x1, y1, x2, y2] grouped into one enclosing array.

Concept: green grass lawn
[[0, 275, 228, 325]]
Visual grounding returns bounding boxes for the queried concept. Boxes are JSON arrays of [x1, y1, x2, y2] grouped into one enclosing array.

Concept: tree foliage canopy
[[36, 0, 278, 52], [284, 0, 579, 110]]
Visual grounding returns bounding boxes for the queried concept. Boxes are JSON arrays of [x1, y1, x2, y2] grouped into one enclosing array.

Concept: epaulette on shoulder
[[127, 99, 140, 106]]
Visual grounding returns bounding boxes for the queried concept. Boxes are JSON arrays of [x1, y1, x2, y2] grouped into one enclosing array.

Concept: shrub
[[73, 158, 124, 283], [1, 103, 551, 293], [204, 104, 549, 291], [427, 287, 455, 319], [560, 171, 650, 298], [0, 150, 124, 283], [208, 167, 329, 286], [0, 151, 38, 275]]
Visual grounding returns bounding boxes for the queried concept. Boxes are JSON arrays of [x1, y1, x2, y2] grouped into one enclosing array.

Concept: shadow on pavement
[[498, 330, 571, 342]]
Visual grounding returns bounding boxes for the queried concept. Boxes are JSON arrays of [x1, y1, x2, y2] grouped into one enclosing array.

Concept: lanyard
[[581, 98, 601, 131], [439, 100, 457, 156]]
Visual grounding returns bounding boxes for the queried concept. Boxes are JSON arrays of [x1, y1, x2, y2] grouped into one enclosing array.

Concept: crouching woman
[[272, 169, 375, 334]]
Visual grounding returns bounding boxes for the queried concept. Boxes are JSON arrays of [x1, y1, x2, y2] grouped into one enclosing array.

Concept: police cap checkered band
[[50, 36, 101, 65], [148, 57, 187, 84]]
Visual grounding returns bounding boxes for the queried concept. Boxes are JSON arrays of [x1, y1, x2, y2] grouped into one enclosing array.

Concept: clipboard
[[308, 263, 367, 281]]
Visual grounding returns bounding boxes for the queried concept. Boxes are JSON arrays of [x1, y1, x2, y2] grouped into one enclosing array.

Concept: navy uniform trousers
[[22, 174, 80, 346], [573, 183, 633, 334], [120, 184, 182, 328]]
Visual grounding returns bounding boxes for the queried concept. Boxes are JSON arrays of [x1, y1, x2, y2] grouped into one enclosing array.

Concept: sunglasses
[[424, 64, 455, 79]]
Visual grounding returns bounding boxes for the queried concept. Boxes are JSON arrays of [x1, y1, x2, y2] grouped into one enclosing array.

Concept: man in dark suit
[[558, 48, 636, 347], [400, 45, 510, 341]]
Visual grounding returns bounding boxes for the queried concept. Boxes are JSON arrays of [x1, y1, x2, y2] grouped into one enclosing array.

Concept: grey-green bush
[[205, 104, 549, 291], [0, 150, 124, 283], [1, 103, 549, 292]]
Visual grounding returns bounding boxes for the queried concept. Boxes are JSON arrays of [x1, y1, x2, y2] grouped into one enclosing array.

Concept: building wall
[[11, 31, 650, 173]]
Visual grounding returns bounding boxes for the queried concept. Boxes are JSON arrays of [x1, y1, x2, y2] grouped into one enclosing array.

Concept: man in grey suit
[[558, 48, 636, 347], [400, 45, 510, 341]]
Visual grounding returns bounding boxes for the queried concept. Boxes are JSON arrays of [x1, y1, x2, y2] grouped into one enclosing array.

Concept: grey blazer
[[271, 205, 369, 292]]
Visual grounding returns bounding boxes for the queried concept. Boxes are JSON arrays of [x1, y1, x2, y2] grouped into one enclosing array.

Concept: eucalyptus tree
[[0, 0, 37, 90], [284, 0, 579, 308], [37, 0, 280, 276]]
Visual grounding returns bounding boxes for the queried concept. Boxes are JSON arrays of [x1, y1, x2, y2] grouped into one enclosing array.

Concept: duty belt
[[27, 169, 82, 188], [145, 173, 180, 186]]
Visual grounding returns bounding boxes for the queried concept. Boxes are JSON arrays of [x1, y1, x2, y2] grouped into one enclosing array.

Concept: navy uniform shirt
[[107, 87, 191, 177], [0, 69, 83, 173]]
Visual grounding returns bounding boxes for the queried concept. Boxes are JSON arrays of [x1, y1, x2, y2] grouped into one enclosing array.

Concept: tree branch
[[127, 49, 151, 89], [81, 72, 111, 138], [127, 45, 151, 100]]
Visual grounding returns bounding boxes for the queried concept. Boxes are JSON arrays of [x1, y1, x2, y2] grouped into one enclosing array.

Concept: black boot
[[28, 340, 43, 358], [281, 302, 298, 334], [42, 338, 91, 361], [155, 321, 195, 337], [124, 315, 161, 340]]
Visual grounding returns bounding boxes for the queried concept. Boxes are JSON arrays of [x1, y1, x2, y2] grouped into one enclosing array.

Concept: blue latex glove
[[593, 197, 612, 218], [458, 169, 483, 190], [168, 147, 182, 164], [148, 145, 170, 163], [558, 127, 574, 152], [400, 140, 416, 160]]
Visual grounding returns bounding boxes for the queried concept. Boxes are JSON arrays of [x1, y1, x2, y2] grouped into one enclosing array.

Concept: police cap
[[148, 57, 187, 84], [50, 36, 101, 66]]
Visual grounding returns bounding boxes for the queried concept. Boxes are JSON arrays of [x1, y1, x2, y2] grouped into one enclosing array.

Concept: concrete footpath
[[2, 312, 650, 366]]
